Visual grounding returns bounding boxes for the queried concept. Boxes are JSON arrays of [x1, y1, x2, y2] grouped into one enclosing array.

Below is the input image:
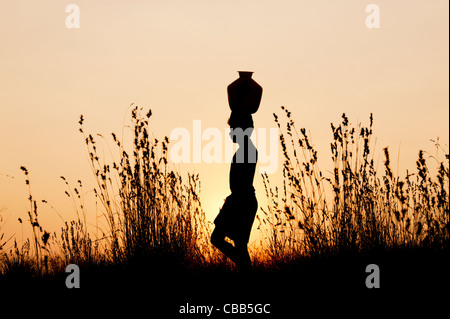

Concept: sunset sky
[[0, 0, 448, 247]]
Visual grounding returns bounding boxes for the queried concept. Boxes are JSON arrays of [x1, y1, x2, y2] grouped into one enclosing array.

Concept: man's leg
[[211, 227, 237, 262], [234, 240, 251, 271]]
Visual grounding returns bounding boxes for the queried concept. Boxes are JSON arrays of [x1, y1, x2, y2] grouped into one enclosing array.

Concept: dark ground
[[1, 248, 449, 317]]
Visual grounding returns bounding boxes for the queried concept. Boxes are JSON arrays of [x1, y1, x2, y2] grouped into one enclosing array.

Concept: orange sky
[[0, 0, 448, 248]]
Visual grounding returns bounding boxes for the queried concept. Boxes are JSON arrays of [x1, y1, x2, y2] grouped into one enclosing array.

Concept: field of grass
[[1, 106, 448, 313], [261, 107, 449, 260]]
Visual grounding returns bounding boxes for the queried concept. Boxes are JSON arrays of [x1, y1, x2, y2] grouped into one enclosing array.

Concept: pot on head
[[227, 71, 263, 114]]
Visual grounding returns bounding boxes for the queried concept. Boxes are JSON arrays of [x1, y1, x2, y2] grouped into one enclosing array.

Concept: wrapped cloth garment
[[214, 189, 258, 243]]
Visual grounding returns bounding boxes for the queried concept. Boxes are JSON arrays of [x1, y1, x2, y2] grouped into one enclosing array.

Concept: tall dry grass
[[79, 106, 211, 265], [0, 106, 214, 278], [260, 106, 449, 262], [1, 105, 448, 278]]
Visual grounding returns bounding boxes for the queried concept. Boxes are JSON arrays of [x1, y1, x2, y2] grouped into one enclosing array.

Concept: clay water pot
[[227, 71, 263, 114]]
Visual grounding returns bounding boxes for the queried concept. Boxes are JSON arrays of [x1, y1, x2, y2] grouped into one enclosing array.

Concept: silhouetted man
[[211, 112, 258, 271]]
